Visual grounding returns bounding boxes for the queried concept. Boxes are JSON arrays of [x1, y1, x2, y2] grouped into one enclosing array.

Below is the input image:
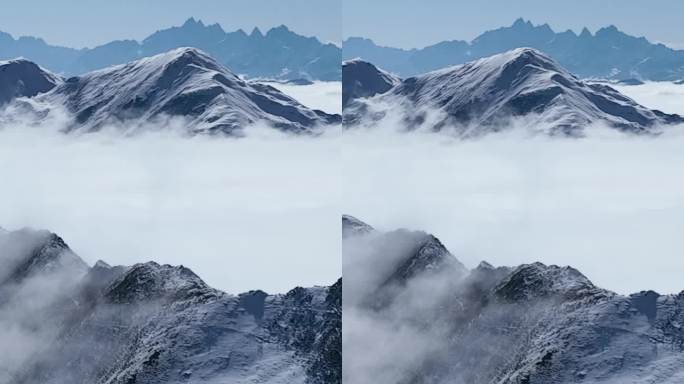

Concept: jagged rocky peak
[[493, 262, 601, 301], [388, 233, 467, 283], [30, 47, 340, 134], [0, 227, 341, 383], [342, 58, 400, 106], [0, 227, 87, 284], [105, 261, 216, 304], [0, 58, 62, 104], [342, 214, 375, 237], [350, 48, 683, 136]]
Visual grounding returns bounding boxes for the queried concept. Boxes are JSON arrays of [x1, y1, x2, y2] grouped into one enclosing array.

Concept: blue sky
[[0, 0, 340, 48], [343, 0, 684, 49]]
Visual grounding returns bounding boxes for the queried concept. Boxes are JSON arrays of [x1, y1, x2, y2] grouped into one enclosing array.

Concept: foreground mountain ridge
[[2, 47, 340, 134], [0, 18, 341, 81], [343, 18, 684, 81], [343, 48, 683, 136], [0, 227, 341, 384], [343, 215, 684, 384]]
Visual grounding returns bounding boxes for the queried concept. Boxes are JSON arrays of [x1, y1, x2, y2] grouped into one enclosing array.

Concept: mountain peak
[[0, 58, 62, 104], [182, 17, 204, 28], [579, 27, 593, 38], [267, 24, 292, 36], [342, 215, 375, 237], [512, 17, 533, 29], [0, 228, 88, 284], [494, 263, 599, 301], [105, 261, 214, 304], [250, 27, 263, 38], [342, 59, 400, 106]]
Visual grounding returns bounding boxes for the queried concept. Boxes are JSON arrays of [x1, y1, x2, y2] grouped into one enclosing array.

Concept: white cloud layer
[[342, 82, 684, 295], [0, 123, 341, 294], [266, 81, 342, 114]]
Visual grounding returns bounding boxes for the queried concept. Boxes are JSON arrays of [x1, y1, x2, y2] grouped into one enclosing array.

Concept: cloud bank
[[342, 82, 684, 295], [0, 122, 341, 295]]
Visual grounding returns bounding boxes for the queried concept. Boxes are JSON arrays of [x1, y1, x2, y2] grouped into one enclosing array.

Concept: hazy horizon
[[0, 0, 340, 49], [343, 0, 684, 50]]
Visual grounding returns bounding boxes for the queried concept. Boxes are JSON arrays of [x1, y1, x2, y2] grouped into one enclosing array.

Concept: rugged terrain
[[343, 18, 684, 81], [1, 48, 340, 134], [343, 49, 683, 136], [343, 215, 684, 384], [0, 226, 340, 384], [0, 18, 340, 81]]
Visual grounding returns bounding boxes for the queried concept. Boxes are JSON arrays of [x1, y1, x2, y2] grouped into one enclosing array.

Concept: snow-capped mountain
[[9, 48, 340, 134], [0, 227, 341, 384], [0, 59, 61, 105], [344, 49, 683, 136], [342, 59, 399, 107], [343, 216, 684, 384], [0, 18, 341, 81], [343, 18, 684, 81]]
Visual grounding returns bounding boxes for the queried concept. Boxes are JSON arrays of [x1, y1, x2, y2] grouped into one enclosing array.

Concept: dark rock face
[[0, 227, 341, 384], [343, 18, 684, 81], [10, 48, 340, 135], [0, 18, 340, 81], [344, 49, 683, 136], [343, 216, 684, 384], [342, 59, 399, 107], [0, 59, 61, 105]]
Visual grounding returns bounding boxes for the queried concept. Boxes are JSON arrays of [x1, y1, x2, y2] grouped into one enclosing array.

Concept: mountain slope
[[344, 48, 683, 136], [0, 18, 340, 81], [343, 216, 684, 384], [17, 48, 339, 134], [0, 227, 341, 384], [342, 59, 399, 107], [343, 18, 684, 81], [0, 59, 61, 105]]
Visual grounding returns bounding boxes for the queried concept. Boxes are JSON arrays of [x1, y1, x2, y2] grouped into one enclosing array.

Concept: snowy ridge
[[342, 59, 399, 107], [0, 227, 341, 384], [6, 48, 340, 135], [344, 48, 684, 136], [343, 216, 684, 383], [0, 58, 62, 105]]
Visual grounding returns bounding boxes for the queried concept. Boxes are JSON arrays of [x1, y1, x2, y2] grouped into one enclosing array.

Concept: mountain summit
[[0, 58, 61, 105], [9, 48, 339, 134], [344, 48, 683, 136]]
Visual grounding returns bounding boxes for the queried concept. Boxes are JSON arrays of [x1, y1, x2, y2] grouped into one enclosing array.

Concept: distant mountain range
[[0, 18, 341, 81], [0, 226, 341, 384], [0, 48, 340, 135], [343, 215, 684, 384], [343, 49, 683, 136], [343, 18, 684, 81]]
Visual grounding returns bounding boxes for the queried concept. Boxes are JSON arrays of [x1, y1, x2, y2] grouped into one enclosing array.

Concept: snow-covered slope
[[344, 216, 684, 384], [0, 227, 341, 384], [342, 59, 399, 107], [14, 47, 339, 134], [0, 58, 61, 105], [344, 48, 684, 136]]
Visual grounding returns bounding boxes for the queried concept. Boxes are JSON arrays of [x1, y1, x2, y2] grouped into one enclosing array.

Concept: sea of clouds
[[342, 81, 684, 295], [0, 82, 342, 295]]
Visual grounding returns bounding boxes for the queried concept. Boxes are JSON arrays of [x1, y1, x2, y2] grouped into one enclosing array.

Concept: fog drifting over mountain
[[267, 81, 342, 114], [0, 83, 342, 294], [342, 82, 684, 295]]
